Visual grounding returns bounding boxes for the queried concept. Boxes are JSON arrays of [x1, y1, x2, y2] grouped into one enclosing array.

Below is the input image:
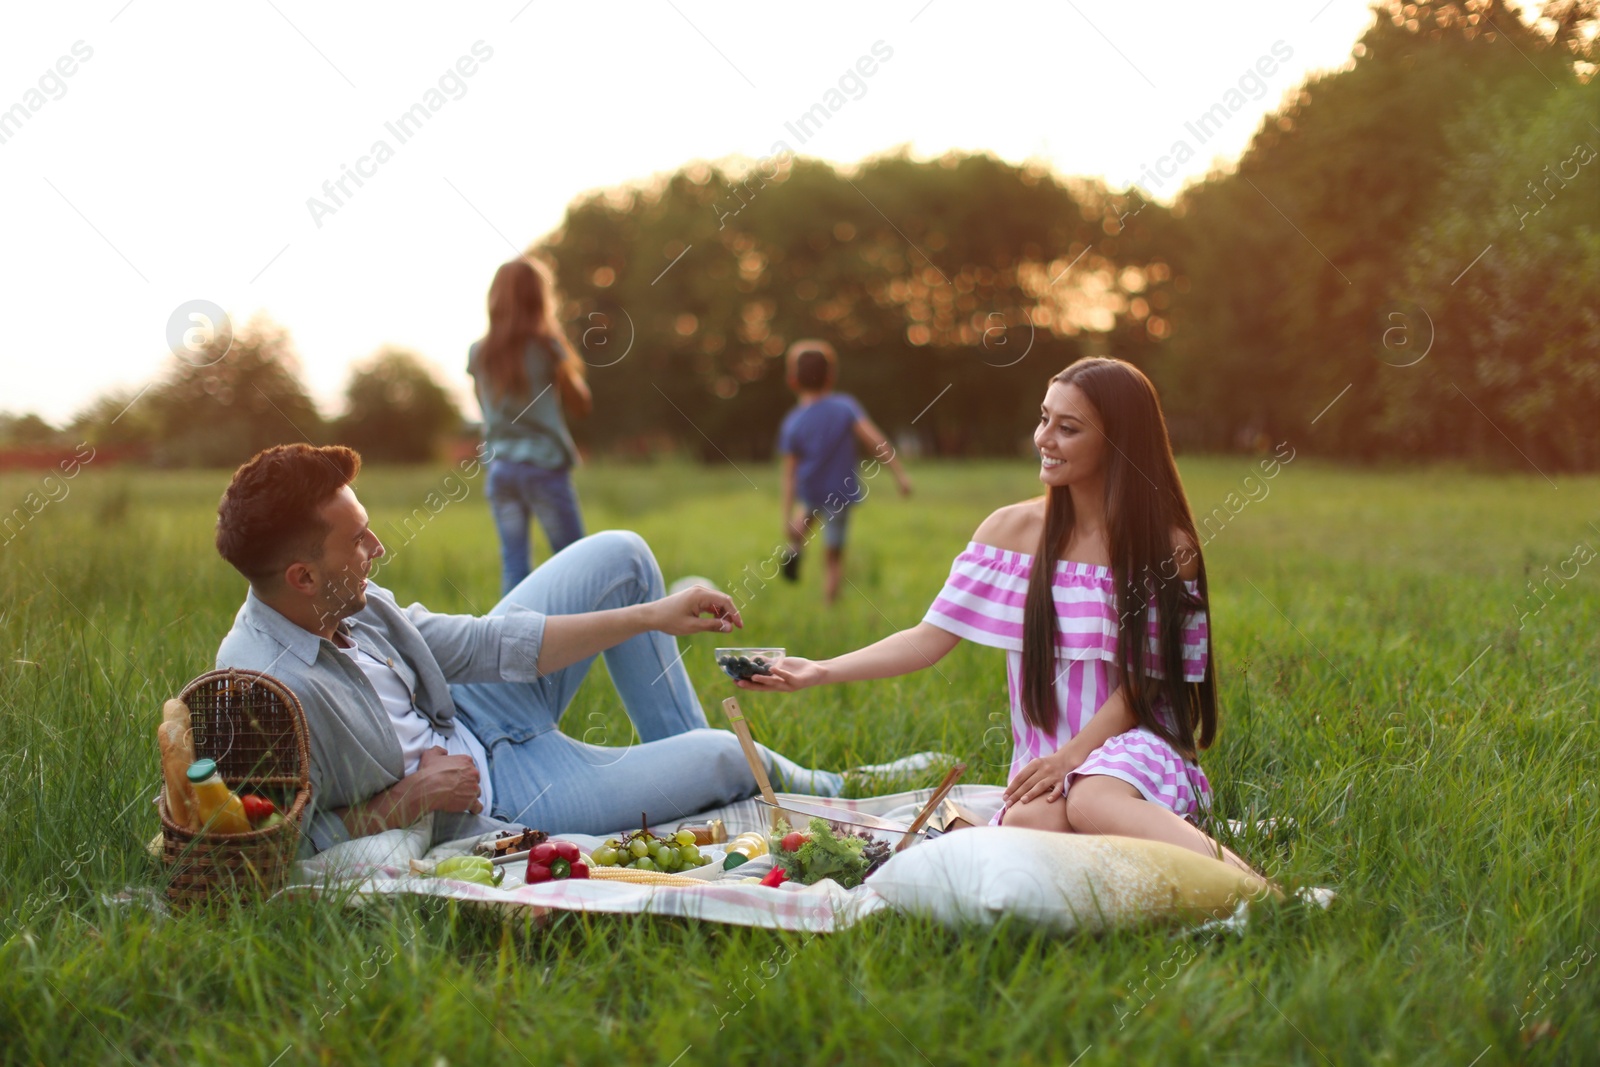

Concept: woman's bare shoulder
[[973, 499, 1046, 554]]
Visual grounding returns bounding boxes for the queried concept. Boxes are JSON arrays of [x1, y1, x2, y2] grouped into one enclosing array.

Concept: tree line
[[7, 0, 1595, 470], [3, 331, 462, 467]]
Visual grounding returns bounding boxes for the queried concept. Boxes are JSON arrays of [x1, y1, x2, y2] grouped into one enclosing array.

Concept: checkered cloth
[[283, 786, 1008, 932]]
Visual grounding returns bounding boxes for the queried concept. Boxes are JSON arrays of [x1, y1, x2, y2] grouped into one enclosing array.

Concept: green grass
[[0, 457, 1596, 1065]]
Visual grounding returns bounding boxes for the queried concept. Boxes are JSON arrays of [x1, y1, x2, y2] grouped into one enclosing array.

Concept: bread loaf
[[159, 698, 199, 831]]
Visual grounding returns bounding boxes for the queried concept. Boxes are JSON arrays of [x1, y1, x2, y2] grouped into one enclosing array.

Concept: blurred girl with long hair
[[742, 357, 1262, 882], [469, 257, 592, 594]]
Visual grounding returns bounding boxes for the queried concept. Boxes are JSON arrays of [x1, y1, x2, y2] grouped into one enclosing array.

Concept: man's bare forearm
[[537, 603, 658, 676], [336, 777, 427, 837]]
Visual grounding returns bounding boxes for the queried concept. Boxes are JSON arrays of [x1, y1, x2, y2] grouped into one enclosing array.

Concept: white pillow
[[868, 827, 1266, 933], [293, 813, 434, 881]]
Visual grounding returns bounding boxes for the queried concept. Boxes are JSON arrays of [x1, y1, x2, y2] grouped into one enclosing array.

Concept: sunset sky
[[2, 1, 1527, 428]]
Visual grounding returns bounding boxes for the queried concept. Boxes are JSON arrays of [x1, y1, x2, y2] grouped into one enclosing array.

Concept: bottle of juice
[[677, 819, 727, 846], [186, 759, 254, 835]]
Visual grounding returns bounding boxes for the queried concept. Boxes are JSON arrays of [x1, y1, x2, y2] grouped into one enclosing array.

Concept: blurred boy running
[[777, 339, 911, 605]]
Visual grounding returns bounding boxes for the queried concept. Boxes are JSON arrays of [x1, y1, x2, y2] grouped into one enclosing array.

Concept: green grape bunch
[[588, 825, 712, 874]]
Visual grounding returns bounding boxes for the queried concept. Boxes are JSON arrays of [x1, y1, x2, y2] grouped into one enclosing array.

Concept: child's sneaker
[[781, 550, 801, 582]]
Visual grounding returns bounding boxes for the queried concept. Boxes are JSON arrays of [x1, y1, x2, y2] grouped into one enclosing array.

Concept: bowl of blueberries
[[714, 648, 785, 683]]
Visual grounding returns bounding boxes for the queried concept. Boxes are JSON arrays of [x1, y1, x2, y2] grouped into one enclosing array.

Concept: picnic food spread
[[473, 827, 549, 858], [156, 696, 289, 838], [525, 840, 590, 883], [675, 819, 727, 846], [185, 759, 254, 836], [241, 793, 285, 831], [768, 818, 892, 889], [158, 698, 199, 830], [590, 826, 714, 874], [425, 856, 505, 887], [721, 831, 770, 869], [714, 648, 783, 682], [172, 755, 287, 837]]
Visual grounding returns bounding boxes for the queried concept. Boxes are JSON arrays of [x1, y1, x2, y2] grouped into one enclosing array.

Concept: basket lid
[[176, 669, 310, 786]]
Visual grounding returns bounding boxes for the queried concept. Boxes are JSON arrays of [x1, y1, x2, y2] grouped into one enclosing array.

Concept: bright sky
[[2, 0, 1415, 427]]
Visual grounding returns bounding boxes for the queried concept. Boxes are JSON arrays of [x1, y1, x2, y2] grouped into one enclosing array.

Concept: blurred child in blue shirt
[[777, 340, 911, 604]]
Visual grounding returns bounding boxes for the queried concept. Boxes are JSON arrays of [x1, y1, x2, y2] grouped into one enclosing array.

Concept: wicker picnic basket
[[158, 668, 311, 907]]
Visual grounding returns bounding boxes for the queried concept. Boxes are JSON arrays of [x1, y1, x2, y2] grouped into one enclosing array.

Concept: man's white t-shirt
[[337, 638, 493, 814]]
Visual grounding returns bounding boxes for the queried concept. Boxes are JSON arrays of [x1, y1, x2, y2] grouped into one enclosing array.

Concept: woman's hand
[[1002, 746, 1086, 807], [736, 656, 825, 693], [648, 584, 743, 636]]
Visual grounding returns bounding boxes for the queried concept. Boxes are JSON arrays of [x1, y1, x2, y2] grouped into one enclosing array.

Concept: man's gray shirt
[[215, 581, 545, 856]]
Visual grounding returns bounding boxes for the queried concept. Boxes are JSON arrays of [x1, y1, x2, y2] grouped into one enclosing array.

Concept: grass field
[[0, 457, 1595, 1065]]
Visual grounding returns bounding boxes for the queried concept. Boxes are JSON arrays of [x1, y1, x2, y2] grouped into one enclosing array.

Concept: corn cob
[[587, 867, 705, 887]]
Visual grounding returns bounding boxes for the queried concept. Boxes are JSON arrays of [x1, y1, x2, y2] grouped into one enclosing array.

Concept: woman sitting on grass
[[741, 357, 1262, 880]]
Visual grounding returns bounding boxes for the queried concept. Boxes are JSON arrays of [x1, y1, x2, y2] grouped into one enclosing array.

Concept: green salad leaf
[[775, 817, 870, 889]]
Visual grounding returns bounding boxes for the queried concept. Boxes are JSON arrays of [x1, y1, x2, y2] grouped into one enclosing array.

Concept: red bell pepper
[[526, 848, 590, 884]]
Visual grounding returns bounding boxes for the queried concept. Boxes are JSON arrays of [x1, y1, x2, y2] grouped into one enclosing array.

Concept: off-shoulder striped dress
[[923, 541, 1212, 824]]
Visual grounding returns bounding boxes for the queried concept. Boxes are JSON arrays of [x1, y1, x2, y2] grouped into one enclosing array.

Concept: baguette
[[158, 698, 199, 831]]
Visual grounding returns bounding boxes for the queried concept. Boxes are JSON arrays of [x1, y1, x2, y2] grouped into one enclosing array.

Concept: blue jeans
[[449, 530, 843, 833], [486, 459, 586, 595]]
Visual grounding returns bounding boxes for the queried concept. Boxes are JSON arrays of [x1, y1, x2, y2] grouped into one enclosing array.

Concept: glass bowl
[[756, 797, 929, 850]]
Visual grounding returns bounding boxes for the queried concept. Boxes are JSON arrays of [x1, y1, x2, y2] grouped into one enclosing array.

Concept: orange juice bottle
[[186, 759, 253, 835]]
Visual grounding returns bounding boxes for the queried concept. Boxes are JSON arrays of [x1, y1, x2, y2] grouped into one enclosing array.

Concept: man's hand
[[412, 745, 483, 815], [647, 584, 744, 636], [338, 745, 481, 836]]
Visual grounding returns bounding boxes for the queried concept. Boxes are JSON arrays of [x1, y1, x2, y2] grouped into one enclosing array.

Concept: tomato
[[240, 794, 276, 826]]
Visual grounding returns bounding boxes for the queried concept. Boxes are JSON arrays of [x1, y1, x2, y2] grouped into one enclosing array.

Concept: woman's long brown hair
[[1018, 358, 1216, 759], [479, 257, 584, 400]]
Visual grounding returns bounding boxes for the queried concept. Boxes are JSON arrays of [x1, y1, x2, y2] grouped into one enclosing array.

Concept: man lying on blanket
[[213, 444, 861, 858]]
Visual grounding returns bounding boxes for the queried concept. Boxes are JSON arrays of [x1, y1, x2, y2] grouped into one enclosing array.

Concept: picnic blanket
[[283, 786, 1011, 933]]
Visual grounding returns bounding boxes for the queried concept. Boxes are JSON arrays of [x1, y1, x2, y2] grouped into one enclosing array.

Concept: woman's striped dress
[[923, 541, 1212, 824]]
